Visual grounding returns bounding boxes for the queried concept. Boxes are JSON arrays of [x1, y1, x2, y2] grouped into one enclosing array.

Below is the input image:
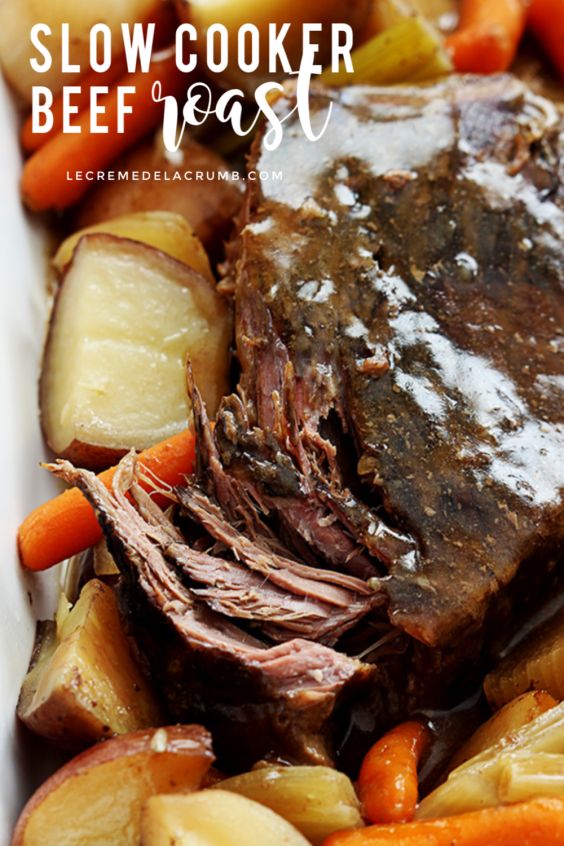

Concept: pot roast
[[53, 73, 564, 769]]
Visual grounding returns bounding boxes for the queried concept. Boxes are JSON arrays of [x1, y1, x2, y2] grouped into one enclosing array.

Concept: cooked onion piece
[[17, 579, 160, 747], [53, 211, 214, 283], [416, 701, 564, 819], [498, 753, 564, 803], [448, 691, 558, 772], [485, 608, 564, 708], [216, 766, 362, 844], [141, 790, 311, 846], [41, 233, 231, 469]]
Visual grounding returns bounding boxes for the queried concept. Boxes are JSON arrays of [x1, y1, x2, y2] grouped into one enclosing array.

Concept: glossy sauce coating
[[235, 76, 564, 648]]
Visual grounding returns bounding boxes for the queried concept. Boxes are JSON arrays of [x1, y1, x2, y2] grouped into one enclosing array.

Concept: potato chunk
[[75, 139, 243, 257], [40, 233, 231, 469], [141, 790, 311, 846], [12, 725, 214, 846], [17, 579, 160, 747], [53, 211, 214, 282]]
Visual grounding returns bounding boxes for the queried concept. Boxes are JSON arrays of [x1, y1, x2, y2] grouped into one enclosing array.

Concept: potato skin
[[17, 580, 162, 748], [40, 233, 232, 471], [11, 725, 214, 846], [53, 211, 214, 283], [39, 261, 129, 473], [75, 139, 243, 260]]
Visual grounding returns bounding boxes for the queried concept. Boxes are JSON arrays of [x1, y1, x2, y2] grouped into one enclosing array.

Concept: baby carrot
[[528, 0, 564, 80], [21, 53, 188, 212], [20, 57, 129, 153], [357, 722, 430, 825], [322, 798, 564, 846], [17, 428, 196, 572], [446, 0, 529, 73]]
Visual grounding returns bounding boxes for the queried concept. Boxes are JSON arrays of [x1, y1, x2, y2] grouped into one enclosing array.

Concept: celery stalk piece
[[320, 17, 452, 86]]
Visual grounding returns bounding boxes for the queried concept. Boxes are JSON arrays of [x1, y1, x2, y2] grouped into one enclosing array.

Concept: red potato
[[52, 211, 214, 283], [40, 233, 232, 470], [11, 725, 214, 846], [17, 580, 161, 748], [75, 139, 243, 259]]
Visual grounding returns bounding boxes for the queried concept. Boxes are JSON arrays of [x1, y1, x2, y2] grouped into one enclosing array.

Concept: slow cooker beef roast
[[53, 74, 564, 769]]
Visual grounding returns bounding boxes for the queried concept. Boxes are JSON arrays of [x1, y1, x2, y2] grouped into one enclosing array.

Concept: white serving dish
[[0, 77, 59, 840]]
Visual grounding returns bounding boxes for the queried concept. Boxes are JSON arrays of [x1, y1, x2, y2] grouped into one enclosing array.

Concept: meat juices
[[54, 75, 564, 768]]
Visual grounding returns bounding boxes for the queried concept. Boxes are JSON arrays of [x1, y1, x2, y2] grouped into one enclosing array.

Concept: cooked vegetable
[[217, 766, 363, 845], [75, 138, 243, 257], [0, 0, 167, 102], [445, 0, 528, 73], [21, 54, 187, 212], [498, 753, 564, 802], [18, 427, 196, 571], [17, 579, 160, 747], [416, 700, 564, 818], [320, 17, 452, 86], [40, 233, 230, 469], [175, 0, 373, 93], [92, 539, 120, 577], [11, 725, 214, 846], [484, 608, 564, 708], [322, 798, 564, 846], [141, 790, 311, 846], [357, 721, 430, 825], [53, 211, 214, 282], [528, 0, 564, 81], [449, 690, 558, 771]]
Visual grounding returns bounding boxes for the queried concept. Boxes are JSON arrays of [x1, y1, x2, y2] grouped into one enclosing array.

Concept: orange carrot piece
[[322, 798, 564, 846], [446, 0, 529, 73], [20, 58, 129, 153], [528, 0, 564, 80], [357, 722, 430, 825], [18, 428, 196, 572], [21, 53, 188, 212]]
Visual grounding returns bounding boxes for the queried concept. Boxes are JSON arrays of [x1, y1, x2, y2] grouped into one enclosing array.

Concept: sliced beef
[[225, 74, 564, 649], [49, 455, 375, 764]]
